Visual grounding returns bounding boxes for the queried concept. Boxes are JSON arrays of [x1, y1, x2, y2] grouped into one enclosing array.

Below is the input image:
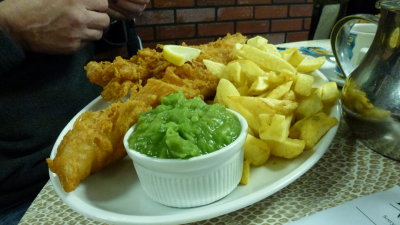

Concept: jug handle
[[330, 14, 379, 78]]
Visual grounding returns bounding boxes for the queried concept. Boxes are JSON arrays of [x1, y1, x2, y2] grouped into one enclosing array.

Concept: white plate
[[49, 70, 340, 225]]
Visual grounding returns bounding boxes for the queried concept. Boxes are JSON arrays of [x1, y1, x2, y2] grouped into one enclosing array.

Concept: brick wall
[[136, 0, 314, 48]]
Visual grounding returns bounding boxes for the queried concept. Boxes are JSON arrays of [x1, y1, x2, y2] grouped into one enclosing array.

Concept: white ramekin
[[123, 109, 248, 208]]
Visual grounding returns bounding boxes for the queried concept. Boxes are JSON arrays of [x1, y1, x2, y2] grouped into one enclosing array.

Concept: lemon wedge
[[162, 45, 201, 66]]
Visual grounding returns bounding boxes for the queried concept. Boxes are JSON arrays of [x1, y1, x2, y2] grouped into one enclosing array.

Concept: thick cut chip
[[259, 97, 298, 115], [228, 96, 274, 116], [315, 81, 340, 113], [214, 78, 240, 106], [235, 44, 296, 73], [261, 44, 281, 57], [289, 50, 305, 67], [295, 94, 324, 120], [294, 73, 314, 96], [248, 76, 269, 96], [229, 96, 298, 116], [240, 160, 251, 185], [297, 56, 326, 73], [235, 59, 266, 84], [246, 36, 281, 57], [280, 48, 297, 61], [279, 70, 297, 82], [315, 81, 340, 104], [290, 112, 338, 149], [280, 48, 305, 67], [268, 138, 305, 159], [259, 114, 292, 142], [282, 90, 296, 101], [244, 134, 270, 166], [280, 48, 304, 62], [264, 70, 296, 90], [225, 97, 258, 133], [247, 36, 268, 46], [266, 81, 293, 99], [236, 84, 250, 96], [203, 59, 225, 78], [224, 61, 243, 85]]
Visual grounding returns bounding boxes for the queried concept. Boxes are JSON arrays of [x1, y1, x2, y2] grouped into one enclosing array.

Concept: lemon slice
[[162, 45, 201, 66]]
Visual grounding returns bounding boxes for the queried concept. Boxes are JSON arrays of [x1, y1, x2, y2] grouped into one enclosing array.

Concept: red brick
[[177, 8, 215, 23], [273, 0, 306, 3], [156, 24, 196, 40], [255, 6, 288, 19], [198, 22, 234, 37], [238, 0, 272, 4], [153, 0, 195, 8], [236, 20, 270, 34], [136, 27, 154, 41], [197, 0, 235, 6], [218, 7, 253, 21], [304, 17, 311, 29], [271, 19, 303, 32], [136, 10, 174, 25], [289, 4, 313, 17], [286, 31, 309, 42]]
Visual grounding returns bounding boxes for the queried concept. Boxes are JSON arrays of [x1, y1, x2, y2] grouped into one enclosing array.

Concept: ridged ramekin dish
[[123, 109, 248, 208]]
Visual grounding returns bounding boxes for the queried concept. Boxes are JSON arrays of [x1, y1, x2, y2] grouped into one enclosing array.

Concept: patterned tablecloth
[[18, 120, 400, 225]]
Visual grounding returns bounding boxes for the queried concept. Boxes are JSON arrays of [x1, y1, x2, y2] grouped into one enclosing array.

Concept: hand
[[0, 0, 110, 54], [107, 0, 149, 21]]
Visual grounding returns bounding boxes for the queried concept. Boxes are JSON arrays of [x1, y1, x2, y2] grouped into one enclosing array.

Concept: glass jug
[[331, 0, 400, 160]]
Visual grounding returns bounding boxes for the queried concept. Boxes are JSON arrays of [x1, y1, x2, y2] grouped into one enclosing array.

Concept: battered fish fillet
[[85, 33, 247, 102], [47, 33, 248, 192], [47, 80, 204, 192], [47, 99, 147, 192]]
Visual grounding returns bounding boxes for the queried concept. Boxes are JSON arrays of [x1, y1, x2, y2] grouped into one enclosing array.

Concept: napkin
[[287, 186, 400, 225]]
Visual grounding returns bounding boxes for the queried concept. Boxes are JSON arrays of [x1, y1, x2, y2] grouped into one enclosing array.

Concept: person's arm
[[0, 29, 25, 75], [107, 0, 149, 21], [0, 0, 110, 55], [93, 0, 148, 60], [0, 1, 25, 74]]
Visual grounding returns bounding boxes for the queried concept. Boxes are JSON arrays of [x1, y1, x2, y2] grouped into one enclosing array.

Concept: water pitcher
[[331, 0, 400, 160]]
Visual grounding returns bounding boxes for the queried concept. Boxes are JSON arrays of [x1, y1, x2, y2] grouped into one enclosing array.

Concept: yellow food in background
[[341, 79, 390, 119], [206, 36, 339, 184]]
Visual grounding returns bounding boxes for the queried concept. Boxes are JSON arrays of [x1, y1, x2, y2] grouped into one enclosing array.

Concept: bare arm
[[107, 0, 149, 20], [0, 0, 110, 54]]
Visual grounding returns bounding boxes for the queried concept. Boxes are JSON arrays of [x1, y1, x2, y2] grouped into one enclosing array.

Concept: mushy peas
[[128, 92, 241, 159]]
